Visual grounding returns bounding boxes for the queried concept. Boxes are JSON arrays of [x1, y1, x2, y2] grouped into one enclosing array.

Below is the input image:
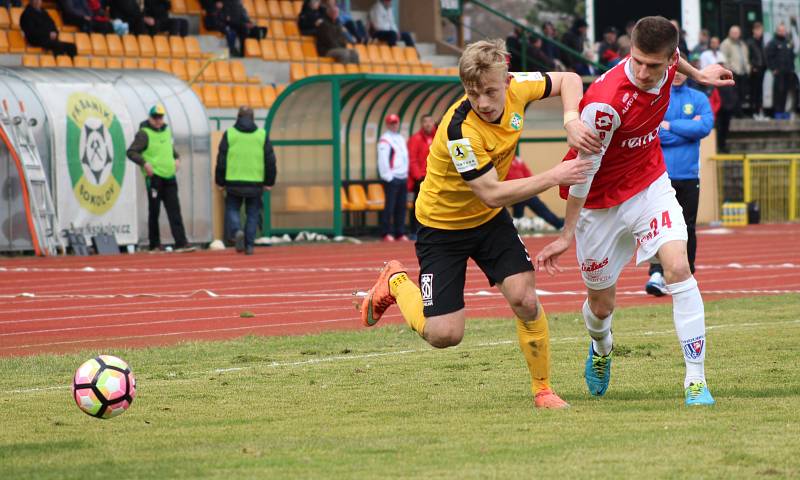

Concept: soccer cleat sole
[[645, 282, 667, 297]]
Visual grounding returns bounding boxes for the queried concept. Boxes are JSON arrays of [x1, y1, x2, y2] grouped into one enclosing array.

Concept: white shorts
[[576, 172, 688, 290]]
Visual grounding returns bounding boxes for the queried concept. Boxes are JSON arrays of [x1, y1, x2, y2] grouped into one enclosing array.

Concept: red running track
[[1, 224, 798, 357]]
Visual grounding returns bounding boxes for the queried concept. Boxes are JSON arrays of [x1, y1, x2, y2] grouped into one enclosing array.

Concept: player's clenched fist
[[547, 159, 593, 186]]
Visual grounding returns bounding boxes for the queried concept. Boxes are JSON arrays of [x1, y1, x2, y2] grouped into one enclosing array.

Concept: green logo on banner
[[66, 93, 127, 215]]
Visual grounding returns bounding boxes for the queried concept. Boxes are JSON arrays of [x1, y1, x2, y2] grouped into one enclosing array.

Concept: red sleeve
[[520, 162, 532, 178], [407, 134, 424, 181]]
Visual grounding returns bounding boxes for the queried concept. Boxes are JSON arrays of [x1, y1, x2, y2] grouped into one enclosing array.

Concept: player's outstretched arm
[[536, 193, 587, 275], [547, 72, 602, 155], [677, 56, 735, 87]]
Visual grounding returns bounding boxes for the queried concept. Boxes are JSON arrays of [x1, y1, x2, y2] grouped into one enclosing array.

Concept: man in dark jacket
[[109, 0, 146, 34], [560, 17, 590, 75], [298, 0, 324, 36], [127, 104, 195, 253], [746, 22, 767, 119], [215, 107, 277, 254], [58, 0, 112, 33], [21, 0, 77, 56], [315, 5, 358, 63], [205, 0, 265, 57], [144, 0, 188, 36], [766, 24, 796, 119]]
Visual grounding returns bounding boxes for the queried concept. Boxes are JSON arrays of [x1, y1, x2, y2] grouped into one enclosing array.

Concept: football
[[72, 355, 136, 419]]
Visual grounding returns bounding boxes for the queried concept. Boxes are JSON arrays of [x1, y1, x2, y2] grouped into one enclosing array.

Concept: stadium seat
[[304, 62, 319, 76], [269, 19, 285, 39], [106, 34, 123, 57], [319, 63, 333, 75], [200, 60, 217, 82], [284, 19, 299, 38], [288, 40, 303, 61], [354, 44, 368, 63], [122, 35, 139, 57], [261, 84, 277, 107], [345, 63, 359, 74], [254, 0, 269, 18], [332, 63, 345, 74], [184, 36, 202, 58], [171, 59, 188, 80], [291, 0, 301, 16], [106, 57, 122, 69], [358, 64, 370, 74], [242, 0, 255, 15], [90, 57, 106, 69], [171, 0, 187, 13], [186, 59, 201, 80], [0, 31, 8, 53], [121, 57, 138, 69], [74, 33, 92, 56], [155, 58, 171, 73], [89, 33, 108, 56], [404, 47, 420, 64], [21, 54, 39, 67], [308, 186, 333, 211], [229, 60, 248, 82], [10, 7, 22, 29], [216, 61, 233, 83], [399, 65, 412, 75], [185, 0, 202, 14], [347, 184, 368, 211], [366, 183, 385, 210], [191, 83, 203, 103], [391, 46, 407, 65], [73, 56, 91, 68], [233, 85, 249, 107], [373, 65, 387, 74], [378, 44, 392, 63], [245, 85, 264, 109], [0, 8, 9, 29], [289, 63, 305, 81], [38, 55, 56, 67], [217, 84, 235, 107], [280, 1, 294, 19], [138, 35, 155, 58], [169, 36, 186, 57], [267, 0, 281, 18], [260, 39, 276, 61], [153, 35, 170, 58], [275, 84, 286, 95], [411, 65, 424, 75], [274, 40, 290, 61], [46, 9, 62, 28], [300, 37, 317, 59], [244, 38, 261, 57], [202, 84, 220, 107], [285, 186, 308, 211], [138, 57, 154, 69], [366, 45, 383, 64], [340, 187, 351, 211]]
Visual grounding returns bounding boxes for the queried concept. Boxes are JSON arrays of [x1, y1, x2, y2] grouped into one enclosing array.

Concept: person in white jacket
[[377, 113, 409, 241], [368, 0, 414, 47]]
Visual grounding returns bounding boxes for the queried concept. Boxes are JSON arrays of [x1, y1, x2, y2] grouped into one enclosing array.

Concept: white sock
[[583, 299, 613, 356], [667, 276, 707, 388]]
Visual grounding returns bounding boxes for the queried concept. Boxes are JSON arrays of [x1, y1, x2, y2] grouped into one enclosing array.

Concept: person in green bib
[[127, 104, 195, 253], [215, 106, 277, 255]]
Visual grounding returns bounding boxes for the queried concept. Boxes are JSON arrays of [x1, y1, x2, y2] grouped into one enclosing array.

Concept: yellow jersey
[[415, 72, 552, 230]]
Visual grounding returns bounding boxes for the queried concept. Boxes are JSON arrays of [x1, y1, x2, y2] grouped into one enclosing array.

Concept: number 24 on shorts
[[649, 211, 673, 237]]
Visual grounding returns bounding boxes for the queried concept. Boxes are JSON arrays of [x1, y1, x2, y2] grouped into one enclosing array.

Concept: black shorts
[[415, 209, 533, 317]]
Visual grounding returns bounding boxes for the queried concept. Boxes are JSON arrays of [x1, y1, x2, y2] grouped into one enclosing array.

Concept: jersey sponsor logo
[[512, 71, 543, 82], [621, 91, 639, 115], [683, 103, 695, 115], [447, 138, 479, 173], [682, 336, 705, 359], [420, 274, 433, 307], [581, 257, 609, 272], [595, 111, 614, 131], [581, 257, 611, 283], [510, 112, 523, 130], [621, 126, 660, 149]]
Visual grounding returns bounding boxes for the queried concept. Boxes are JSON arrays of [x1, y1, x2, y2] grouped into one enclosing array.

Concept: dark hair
[[631, 16, 678, 57]]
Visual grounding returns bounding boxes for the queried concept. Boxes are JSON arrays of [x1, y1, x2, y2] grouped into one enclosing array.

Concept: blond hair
[[458, 39, 509, 88]]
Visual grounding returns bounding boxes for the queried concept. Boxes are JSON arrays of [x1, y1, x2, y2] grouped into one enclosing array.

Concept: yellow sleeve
[[446, 125, 493, 180], [510, 72, 552, 104]]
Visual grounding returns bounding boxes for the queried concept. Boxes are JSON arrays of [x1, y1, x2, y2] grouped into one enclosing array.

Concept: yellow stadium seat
[[184, 36, 202, 58], [404, 47, 420, 64], [202, 84, 220, 107], [73, 56, 91, 68], [423, 65, 435, 75], [171, 0, 187, 13], [391, 46, 407, 65], [288, 40, 303, 61], [300, 37, 317, 59], [121, 58, 138, 69], [216, 60, 233, 83], [274, 40, 290, 61], [138, 57, 154, 69], [358, 64, 370, 74], [153, 35, 170, 58], [169, 36, 186, 57], [285, 186, 308, 211], [319, 63, 332, 75], [186, 59, 201, 80], [154, 58, 171, 73], [289, 62, 305, 81], [38, 55, 56, 67], [308, 186, 333, 210], [200, 60, 217, 82], [217, 84, 235, 107], [0, 8, 10, 29], [185, 0, 202, 14], [347, 184, 368, 211], [21, 54, 39, 67], [284, 19, 299, 38], [398, 65, 412, 75], [233, 85, 249, 107], [280, 1, 294, 19], [291, 0, 301, 16], [191, 83, 203, 103], [378, 44, 392, 62], [171, 59, 188, 80], [270, 19, 285, 38], [254, 0, 268, 18], [262, 84, 277, 107], [366, 45, 382, 64], [46, 9, 62, 28], [73, 33, 91, 56], [106, 34, 123, 57], [89, 33, 108, 56], [339, 186, 351, 211], [121, 35, 139, 57], [242, 0, 255, 16], [90, 57, 106, 69], [345, 63, 359, 74], [246, 84, 265, 109], [0, 31, 8, 53], [10, 7, 22, 29], [229, 60, 248, 82], [244, 38, 261, 57], [275, 84, 286, 95], [138, 35, 155, 58], [305, 62, 319, 76], [106, 57, 122, 69], [267, 0, 281, 18], [354, 44, 368, 63], [332, 63, 345, 74], [366, 183, 385, 210], [260, 39, 276, 60]]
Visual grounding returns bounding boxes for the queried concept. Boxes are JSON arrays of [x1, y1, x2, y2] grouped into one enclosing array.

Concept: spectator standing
[[369, 0, 414, 47], [58, 0, 114, 33], [127, 105, 195, 253], [527, 36, 555, 71], [298, 0, 324, 36], [109, 0, 146, 34], [215, 107, 277, 255], [691, 29, 710, 60], [560, 17, 591, 75], [315, 5, 359, 63], [645, 71, 714, 295], [598, 26, 620, 67], [406, 114, 435, 237], [699, 36, 725, 69], [20, 0, 77, 57], [541, 22, 560, 64], [377, 113, 409, 242], [720, 25, 750, 116], [746, 22, 767, 119], [766, 24, 796, 120], [144, 0, 188, 36], [505, 156, 564, 230]]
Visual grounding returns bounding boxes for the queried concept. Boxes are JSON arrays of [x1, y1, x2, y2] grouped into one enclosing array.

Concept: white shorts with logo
[[576, 172, 688, 290]]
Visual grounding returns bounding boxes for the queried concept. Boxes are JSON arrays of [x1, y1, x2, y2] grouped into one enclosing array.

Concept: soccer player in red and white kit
[[536, 17, 734, 406]]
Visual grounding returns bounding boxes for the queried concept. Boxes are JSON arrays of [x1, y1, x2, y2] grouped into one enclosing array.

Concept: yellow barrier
[[710, 154, 800, 222]]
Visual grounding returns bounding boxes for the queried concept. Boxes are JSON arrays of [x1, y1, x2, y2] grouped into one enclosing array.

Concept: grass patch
[[1, 295, 799, 479]]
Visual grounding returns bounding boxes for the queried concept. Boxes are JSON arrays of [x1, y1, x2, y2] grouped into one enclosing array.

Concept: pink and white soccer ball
[[72, 355, 136, 419]]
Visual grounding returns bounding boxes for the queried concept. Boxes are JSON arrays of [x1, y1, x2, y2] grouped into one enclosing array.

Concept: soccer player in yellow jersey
[[357, 39, 600, 408]]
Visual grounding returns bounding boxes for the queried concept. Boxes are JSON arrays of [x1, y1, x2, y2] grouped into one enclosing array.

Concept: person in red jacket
[[506, 156, 564, 229], [406, 114, 436, 237]]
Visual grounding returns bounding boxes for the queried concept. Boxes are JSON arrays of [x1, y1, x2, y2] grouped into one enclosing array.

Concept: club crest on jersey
[[510, 112, 523, 130], [683, 337, 704, 359], [683, 103, 695, 115], [595, 111, 613, 131]]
